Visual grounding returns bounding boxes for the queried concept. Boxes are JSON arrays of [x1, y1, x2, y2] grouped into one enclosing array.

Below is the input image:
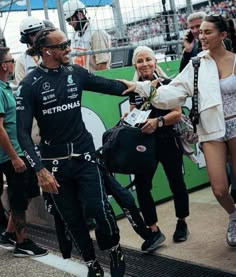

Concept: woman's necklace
[[214, 52, 227, 67]]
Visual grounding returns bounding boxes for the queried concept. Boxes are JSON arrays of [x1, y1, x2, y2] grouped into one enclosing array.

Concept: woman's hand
[[36, 168, 60, 194], [141, 118, 158, 134], [121, 112, 129, 120], [117, 79, 137, 95]]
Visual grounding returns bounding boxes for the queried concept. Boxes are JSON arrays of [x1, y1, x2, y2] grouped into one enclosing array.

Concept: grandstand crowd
[[109, 0, 236, 44]]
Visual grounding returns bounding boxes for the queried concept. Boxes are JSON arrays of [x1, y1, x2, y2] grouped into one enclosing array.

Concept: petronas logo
[[67, 75, 73, 84]]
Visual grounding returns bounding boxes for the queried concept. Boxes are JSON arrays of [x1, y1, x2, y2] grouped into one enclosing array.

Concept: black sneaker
[[141, 228, 166, 252], [13, 239, 49, 257], [87, 260, 104, 277], [110, 244, 125, 277], [0, 232, 16, 250], [173, 220, 189, 242]]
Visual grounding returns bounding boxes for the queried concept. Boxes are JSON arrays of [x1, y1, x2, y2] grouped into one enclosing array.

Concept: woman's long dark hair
[[228, 18, 236, 53], [26, 27, 57, 57]]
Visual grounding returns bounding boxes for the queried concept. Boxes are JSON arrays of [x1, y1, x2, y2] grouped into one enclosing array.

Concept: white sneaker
[[226, 220, 236, 247]]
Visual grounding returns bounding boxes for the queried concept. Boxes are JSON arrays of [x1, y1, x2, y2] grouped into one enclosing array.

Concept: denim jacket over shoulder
[[135, 50, 226, 142]]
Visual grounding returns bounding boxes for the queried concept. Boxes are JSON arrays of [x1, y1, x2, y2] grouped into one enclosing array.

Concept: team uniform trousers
[[44, 156, 120, 262], [101, 170, 151, 240], [134, 136, 189, 226]]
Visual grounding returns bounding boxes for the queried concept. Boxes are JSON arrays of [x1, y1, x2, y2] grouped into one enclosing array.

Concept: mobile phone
[[186, 30, 194, 43]]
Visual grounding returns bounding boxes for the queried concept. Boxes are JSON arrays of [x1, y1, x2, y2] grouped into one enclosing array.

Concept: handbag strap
[[189, 56, 201, 133], [140, 72, 159, 111], [140, 84, 157, 111]]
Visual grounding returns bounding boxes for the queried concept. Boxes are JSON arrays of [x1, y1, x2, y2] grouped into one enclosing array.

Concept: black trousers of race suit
[[44, 156, 151, 261]]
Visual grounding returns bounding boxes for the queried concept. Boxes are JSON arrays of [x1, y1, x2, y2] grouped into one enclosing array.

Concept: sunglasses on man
[[0, 58, 15, 64], [45, 40, 71, 51]]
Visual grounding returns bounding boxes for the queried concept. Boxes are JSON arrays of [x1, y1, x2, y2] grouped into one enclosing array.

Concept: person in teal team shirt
[[0, 47, 48, 257]]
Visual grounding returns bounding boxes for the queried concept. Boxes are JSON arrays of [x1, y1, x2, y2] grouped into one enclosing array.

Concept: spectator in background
[[63, 0, 111, 72], [0, 47, 48, 257], [179, 11, 206, 72], [15, 17, 55, 144], [15, 17, 54, 84]]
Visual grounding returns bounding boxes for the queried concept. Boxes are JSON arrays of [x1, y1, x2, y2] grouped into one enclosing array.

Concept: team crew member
[[63, 0, 111, 72], [16, 27, 126, 277], [15, 17, 45, 84], [0, 47, 48, 257]]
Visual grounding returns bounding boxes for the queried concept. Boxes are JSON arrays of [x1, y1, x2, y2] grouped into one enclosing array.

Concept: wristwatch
[[157, 116, 165, 127]]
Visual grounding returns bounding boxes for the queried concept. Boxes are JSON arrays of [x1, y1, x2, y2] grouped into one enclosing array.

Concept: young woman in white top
[[121, 15, 236, 247]]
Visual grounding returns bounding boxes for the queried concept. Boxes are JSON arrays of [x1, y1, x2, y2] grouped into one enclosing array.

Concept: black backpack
[[102, 121, 157, 175]]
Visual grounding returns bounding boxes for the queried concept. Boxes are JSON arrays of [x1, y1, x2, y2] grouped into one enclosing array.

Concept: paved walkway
[[0, 186, 235, 276]]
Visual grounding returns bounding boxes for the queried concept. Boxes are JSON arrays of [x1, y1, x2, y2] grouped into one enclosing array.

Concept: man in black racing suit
[[16, 27, 127, 277]]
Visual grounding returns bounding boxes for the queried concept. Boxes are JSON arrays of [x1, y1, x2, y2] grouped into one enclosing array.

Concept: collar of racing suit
[[38, 63, 63, 73]]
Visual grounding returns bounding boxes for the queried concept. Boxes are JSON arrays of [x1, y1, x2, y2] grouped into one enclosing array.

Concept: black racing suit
[[16, 64, 128, 261]]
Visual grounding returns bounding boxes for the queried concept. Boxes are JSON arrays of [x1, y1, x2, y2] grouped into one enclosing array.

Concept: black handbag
[[102, 121, 157, 174]]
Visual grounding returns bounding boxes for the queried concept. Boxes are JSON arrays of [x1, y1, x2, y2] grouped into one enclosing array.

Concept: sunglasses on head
[[45, 40, 71, 51], [0, 58, 15, 64], [210, 13, 224, 21]]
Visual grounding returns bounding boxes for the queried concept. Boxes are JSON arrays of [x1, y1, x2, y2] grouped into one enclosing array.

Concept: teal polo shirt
[[0, 81, 23, 163]]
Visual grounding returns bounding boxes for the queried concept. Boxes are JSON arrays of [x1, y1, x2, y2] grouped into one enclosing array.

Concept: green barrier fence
[[82, 60, 209, 216]]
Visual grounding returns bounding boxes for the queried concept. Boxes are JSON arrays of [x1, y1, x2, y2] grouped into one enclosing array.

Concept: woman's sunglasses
[[45, 40, 71, 51]]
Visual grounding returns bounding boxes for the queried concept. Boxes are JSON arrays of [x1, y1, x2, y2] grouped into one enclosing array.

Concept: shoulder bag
[[174, 57, 200, 147], [102, 120, 157, 174]]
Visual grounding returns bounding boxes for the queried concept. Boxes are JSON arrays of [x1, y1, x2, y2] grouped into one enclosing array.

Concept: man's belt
[[40, 142, 82, 160], [40, 142, 100, 163]]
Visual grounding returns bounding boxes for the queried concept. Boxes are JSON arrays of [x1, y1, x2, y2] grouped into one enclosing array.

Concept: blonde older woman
[[128, 46, 190, 252]]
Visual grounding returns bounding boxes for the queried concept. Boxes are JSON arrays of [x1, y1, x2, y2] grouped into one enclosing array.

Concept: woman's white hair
[[132, 46, 155, 65], [132, 45, 167, 81]]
